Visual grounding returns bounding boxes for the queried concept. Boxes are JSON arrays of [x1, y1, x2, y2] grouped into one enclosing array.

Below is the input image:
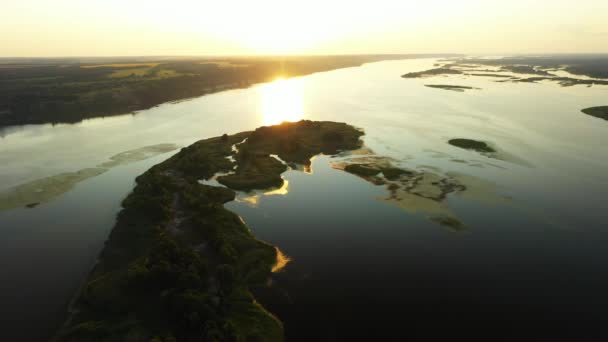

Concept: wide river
[[1, 59, 607, 340]]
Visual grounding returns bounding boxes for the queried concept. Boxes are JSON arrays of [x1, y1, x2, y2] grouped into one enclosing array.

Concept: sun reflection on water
[[271, 247, 291, 273], [236, 179, 290, 207], [259, 78, 305, 126]]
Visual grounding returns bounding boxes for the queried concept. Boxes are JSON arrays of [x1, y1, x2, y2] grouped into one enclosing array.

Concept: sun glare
[[259, 78, 305, 126]]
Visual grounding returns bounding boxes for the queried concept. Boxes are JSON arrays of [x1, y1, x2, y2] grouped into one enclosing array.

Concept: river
[[1, 58, 608, 340]]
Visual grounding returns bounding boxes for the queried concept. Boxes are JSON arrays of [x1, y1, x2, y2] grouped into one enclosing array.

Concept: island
[[424, 84, 479, 92], [581, 106, 608, 121], [448, 138, 496, 153], [400, 55, 608, 87], [401, 67, 462, 78], [55, 120, 364, 342]]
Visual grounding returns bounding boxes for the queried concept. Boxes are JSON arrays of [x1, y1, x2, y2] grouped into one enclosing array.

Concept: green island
[[55, 120, 364, 342], [0, 54, 457, 127], [333, 155, 473, 231], [424, 84, 479, 92], [448, 138, 496, 153], [401, 67, 462, 78], [581, 106, 608, 121], [499, 65, 554, 76]]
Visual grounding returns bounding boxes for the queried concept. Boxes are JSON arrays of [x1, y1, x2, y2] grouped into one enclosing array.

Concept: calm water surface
[[1, 59, 607, 340]]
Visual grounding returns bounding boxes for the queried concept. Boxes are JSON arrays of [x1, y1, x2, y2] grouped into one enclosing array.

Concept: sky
[[1, 0, 607, 57]]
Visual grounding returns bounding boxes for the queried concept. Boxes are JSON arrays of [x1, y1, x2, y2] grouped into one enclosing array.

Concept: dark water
[[229, 156, 608, 340], [0, 155, 172, 341]]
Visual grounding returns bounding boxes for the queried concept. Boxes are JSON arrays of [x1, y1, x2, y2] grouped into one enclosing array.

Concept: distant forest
[[0, 54, 455, 127]]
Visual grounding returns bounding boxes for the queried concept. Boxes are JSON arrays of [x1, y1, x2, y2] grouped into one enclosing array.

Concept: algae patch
[[0, 168, 107, 211], [98, 143, 179, 168], [0, 143, 179, 211], [333, 155, 471, 230]]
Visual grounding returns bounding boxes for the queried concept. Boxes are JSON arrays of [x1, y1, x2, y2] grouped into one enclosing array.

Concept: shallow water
[[1, 58, 608, 340]]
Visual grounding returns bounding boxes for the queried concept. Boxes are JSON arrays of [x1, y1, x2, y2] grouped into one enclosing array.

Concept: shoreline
[[0, 55, 453, 128]]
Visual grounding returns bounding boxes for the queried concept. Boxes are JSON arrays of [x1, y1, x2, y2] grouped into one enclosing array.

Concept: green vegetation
[[581, 106, 608, 121], [381, 167, 413, 180], [344, 164, 381, 177], [56, 120, 364, 342], [424, 84, 479, 92], [499, 65, 554, 76], [470, 73, 512, 78], [56, 134, 277, 342], [218, 121, 363, 190], [459, 55, 608, 79], [335, 157, 470, 230], [343, 163, 412, 180], [0, 55, 448, 127], [402, 56, 608, 88], [448, 138, 496, 153], [401, 67, 462, 78]]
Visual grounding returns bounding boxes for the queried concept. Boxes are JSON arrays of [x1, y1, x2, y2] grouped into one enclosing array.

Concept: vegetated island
[[332, 155, 470, 231], [581, 106, 608, 121], [0, 54, 459, 127], [54, 120, 364, 342], [425, 84, 480, 92], [401, 67, 463, 78], [401, 55, 608, 87], [448, 138, 496, 153]]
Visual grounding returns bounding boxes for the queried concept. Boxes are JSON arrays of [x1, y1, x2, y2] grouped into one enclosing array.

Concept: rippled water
[[1, 58, 607, 340]]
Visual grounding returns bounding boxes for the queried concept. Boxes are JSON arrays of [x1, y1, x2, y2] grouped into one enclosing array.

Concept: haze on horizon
[[2, 0, 607, 57]]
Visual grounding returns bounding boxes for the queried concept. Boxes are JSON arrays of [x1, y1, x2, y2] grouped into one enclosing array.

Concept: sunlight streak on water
[[271, 247, 291, 273], [236, 180, 290, 207]]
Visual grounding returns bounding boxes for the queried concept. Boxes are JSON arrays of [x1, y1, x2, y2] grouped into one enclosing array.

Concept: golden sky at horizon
[[1, 0, 607, 57]]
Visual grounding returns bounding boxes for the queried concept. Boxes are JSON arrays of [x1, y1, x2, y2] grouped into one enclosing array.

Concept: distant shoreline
[[0, 54, 457, 128]]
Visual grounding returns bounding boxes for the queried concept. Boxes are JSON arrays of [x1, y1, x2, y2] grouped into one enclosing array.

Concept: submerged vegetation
[[56, 120, 364, 342], [581, 106, 608, 121], [431, 216, 467, 232], [0, 144, 180, 211], [334, 155, 470, 230]]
